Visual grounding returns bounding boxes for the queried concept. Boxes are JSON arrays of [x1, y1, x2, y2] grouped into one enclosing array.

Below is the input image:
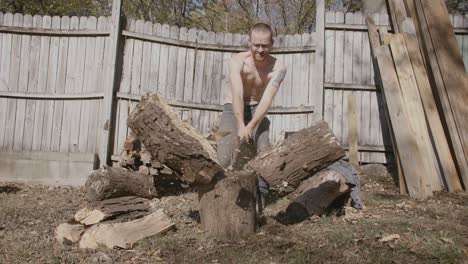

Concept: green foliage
[[0, 0, 110, 17], [0, 0, 465, 34]]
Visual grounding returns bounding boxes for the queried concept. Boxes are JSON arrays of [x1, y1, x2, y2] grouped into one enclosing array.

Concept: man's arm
[[229, 57, 246, 130], [246, 64, 287, 130]]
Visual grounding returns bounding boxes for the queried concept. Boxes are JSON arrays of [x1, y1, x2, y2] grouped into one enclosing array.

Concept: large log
[[278, 170, 350, 224], [85, 166, 158, 202], [128, 93, 222, 185], [249, 120, 345, 192], [79, 209, 174, 249], [198, 171, 256, 241]]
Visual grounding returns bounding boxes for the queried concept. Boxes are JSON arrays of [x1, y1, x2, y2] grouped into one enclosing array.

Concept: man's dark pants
[[215, 103, 270, 213]]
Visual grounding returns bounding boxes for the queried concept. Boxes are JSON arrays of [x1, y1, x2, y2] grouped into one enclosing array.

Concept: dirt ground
[[0, 164, 467, 264]]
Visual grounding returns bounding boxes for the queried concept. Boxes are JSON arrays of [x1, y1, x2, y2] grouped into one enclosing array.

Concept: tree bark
[[85, 166, 158, 202], [127, 93, 222, 185], [75, 196, 152, 225], [198, 170, 256, 241], [249, 120, 345, 192], [278, 170, 350, 224]]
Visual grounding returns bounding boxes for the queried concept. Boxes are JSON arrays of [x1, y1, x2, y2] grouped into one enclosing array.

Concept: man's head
[[248, 23, 274, 62]]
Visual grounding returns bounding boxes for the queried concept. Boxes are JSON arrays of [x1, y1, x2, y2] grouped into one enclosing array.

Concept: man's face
[[249, 30, 273, 61]]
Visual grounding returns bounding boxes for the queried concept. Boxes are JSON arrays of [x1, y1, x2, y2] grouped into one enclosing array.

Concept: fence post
[[315, 0, 325, 117], [99, 0, 124, 166]]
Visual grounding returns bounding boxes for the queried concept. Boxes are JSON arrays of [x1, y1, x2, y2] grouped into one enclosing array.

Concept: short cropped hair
[[249, 23, 274, 41]]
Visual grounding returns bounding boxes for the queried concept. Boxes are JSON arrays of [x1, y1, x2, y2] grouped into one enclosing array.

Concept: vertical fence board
[[131, 20, 144, 97], [192, 30, 207, 132], [157, 24, 170, 97], [59, 16, 79, 152], [31, 16, 50, 151], [332, 12, 344, 144], [324, 12, 335, 127], [4, 14, 23, 149], [210, 32, 224, 131], [182, 28, 197, 123], [28, 15, 43, 151], [87, 17, 107, 153], [140, 21, 153, 93], [175, 27, 188, 104], [149, 23, 161, 93], [115, 20, 135, 155], [41, 16, 60, 151], [78, 16, 97, 152], [342, 12, 354, 146], [166, 26, 179, 100], [13, 14, 32, 150], [0, 13, 6, 148]]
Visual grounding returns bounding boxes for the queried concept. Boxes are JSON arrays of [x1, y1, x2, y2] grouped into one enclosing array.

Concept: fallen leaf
[[441, 237, 454, 244], [380, 234, 400, 243]]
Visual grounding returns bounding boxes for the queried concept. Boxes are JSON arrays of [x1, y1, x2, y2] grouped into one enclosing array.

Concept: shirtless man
[[217, 23, 287, 170]]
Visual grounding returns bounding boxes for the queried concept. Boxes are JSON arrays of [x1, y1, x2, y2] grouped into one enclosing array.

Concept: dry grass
[[0, 166, 467, 264]]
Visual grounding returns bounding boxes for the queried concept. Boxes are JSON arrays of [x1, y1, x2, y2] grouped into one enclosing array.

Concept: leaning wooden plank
[[127, 93, 222, 185], [278, 170, 350, 224], [374, 45, 431, 199], [415, 0, 468, 190], [75, 196, 151, 225], [403, 32, 462, 192], [366, 16, 407, 194], [79, 209, 174, 249], [249, 120, 345, 192], [84, 166, 158, 202], [389, 34, 442, 191], [198, 170, 256, 241]]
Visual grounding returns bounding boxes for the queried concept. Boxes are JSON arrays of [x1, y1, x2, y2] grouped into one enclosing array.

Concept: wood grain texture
[[249, 120, 345, 192], [375, 45, 431, 199]]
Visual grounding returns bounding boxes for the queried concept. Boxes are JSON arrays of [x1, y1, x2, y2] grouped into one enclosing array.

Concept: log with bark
[[198, 170, 257, 240], [249, 120, 345, 192], [277, 170, 350, 224], [85, 166, 158, 202], [74, 196, 152, 225], [127, 93, 223, 185]]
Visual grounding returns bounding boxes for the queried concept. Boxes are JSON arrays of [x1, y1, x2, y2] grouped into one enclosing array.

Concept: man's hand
[[238, 125, 253, 143]]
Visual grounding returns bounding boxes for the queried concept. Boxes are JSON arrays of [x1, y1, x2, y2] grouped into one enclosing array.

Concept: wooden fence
[[0, 0, 466, 184]]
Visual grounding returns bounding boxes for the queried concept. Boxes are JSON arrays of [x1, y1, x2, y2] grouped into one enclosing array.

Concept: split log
[[85, 166, 157, 202], [249, 120, 345, 192], [278, 170, 350, 224], [55, 223, 85, 245], [128, 93, 222, 185], [79, 209, 174, 249], [75, 196, 151, 225], [198, 171, 256, 240]]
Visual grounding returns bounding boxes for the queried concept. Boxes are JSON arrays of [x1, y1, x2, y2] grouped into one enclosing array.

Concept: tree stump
[[198, 171, 256, 240], [249, 120, 345, 192], [127, 93, 222, 185], [85, 166, 158, 202]]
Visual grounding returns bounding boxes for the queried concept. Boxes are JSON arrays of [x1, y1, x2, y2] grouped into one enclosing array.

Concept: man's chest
[[241, 64, 273, 89]]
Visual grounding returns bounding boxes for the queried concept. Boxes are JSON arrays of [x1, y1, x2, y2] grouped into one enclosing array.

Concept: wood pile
[[57, 93, 348, 244], [365, 0, 467, 198]]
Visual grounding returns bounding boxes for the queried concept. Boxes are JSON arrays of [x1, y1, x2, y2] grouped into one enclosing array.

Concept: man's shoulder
[[231, 51, 250, 63], [272, 58, 287, 72]]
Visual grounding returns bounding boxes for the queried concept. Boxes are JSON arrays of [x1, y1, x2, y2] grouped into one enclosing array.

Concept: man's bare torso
[[223, 51, 279, 105]]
